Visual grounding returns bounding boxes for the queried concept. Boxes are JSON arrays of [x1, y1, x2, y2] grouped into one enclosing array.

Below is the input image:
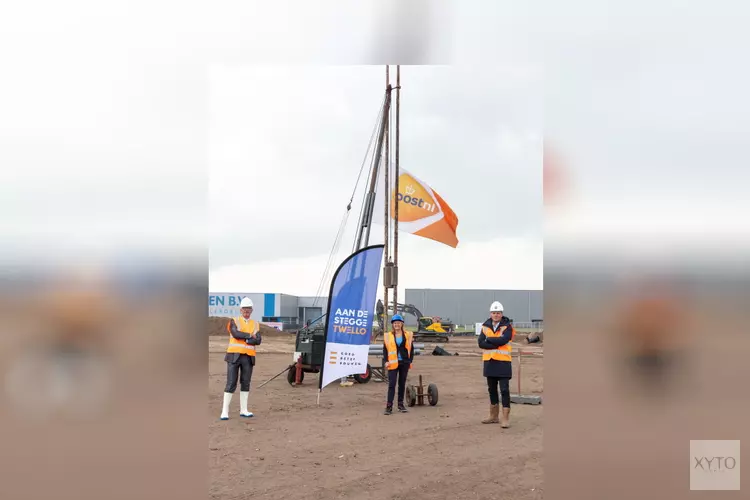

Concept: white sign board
[[264, 322, 283, 331], [475, 322, 484, 336]]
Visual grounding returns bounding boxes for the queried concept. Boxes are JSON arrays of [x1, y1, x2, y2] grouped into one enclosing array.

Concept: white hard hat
[[490, 301, 503, 312], [240, 297, 254, 308]]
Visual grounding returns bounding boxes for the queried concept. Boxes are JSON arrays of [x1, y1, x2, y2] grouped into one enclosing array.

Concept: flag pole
[[393, 65, 401, 312], [383, 65, 391, 338]]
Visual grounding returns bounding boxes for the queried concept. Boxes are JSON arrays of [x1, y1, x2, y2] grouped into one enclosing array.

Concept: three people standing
[[219, 299, 515, 426], [477, 301, 515, 427]]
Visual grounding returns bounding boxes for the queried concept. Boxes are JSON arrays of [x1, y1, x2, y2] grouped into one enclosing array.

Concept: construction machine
[[375, 300, 451, 342], [429, 316, 455, 334]]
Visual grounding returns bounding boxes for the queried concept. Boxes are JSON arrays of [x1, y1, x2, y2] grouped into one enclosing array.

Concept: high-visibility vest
[[481, 324, 514, 362], [384, 330, 413, 370], [227, 316, 259, 356]]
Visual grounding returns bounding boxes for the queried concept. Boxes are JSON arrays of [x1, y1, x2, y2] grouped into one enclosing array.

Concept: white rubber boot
[[220, 392, 232, 420], [239, 391, 253, 418]]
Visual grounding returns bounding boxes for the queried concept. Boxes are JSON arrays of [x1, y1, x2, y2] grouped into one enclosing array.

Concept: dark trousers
[[387, 363, 410, 406], [487, 376, 511, 408], [225, 354, 253, 392]]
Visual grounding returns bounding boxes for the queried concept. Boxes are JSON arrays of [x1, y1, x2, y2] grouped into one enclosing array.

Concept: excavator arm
[[376, 300, 425, 325]]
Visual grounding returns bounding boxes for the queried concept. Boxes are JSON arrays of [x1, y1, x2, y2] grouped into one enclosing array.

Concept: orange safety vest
[[384, 330, 413, 370], [481, 324, 515, 362], [226, 316, 259, 356]]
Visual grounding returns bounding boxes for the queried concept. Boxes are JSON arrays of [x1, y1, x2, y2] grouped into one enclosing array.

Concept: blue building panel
[[264, 293, 276, 317]]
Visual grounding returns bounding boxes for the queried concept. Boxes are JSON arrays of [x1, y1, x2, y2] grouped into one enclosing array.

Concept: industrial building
[[208, 292, 328, 330], [209, 288, 542, 330], [404, 288, 543, 327]]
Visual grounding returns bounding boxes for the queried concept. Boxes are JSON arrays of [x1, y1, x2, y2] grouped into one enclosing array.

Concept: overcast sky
[[208, 65, 543, 296], [4, 0, 745, 289]]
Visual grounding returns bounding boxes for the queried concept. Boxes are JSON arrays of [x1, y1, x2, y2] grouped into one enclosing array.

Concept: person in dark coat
[[477, 301, 515, 427]]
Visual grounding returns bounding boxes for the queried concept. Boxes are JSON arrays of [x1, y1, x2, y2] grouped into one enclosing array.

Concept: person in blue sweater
[[382, 314, 414, 415]]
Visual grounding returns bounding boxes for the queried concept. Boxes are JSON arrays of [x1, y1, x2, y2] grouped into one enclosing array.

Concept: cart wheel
[[427, 383, 439, 406], [354, 364, 372, 384], [287, 366, 304, 386], [406, 385, 417, 407]]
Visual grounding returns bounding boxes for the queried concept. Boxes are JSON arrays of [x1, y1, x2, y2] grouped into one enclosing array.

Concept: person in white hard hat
[[477, 301, 515, 427], [220, 297, 262, 420]]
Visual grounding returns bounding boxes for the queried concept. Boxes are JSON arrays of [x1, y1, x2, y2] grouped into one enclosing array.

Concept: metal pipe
[[257, 365, 292, 388], [517, 349, 522, 394], [367, 352, 424, 357], [358, 87, 392, 251], [383, 65, 391, 342], [368, 343, 425, 349], [367, 346, 424, 351], [393, 65, 400, 311], [368, 351, 424, 355]]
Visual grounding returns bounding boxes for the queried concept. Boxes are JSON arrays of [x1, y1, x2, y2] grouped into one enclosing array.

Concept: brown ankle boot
[[482, 404, 500, 424], [500, 407, 510, 428]]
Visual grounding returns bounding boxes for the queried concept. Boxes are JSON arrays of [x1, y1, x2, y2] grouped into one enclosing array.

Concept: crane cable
[[312, 94, 387, 309], [311, 209, 349, 306], [352, 133, 381, 254]]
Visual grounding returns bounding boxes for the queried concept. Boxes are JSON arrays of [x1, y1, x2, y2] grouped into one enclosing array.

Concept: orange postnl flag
[[388, 168, 459, 248]]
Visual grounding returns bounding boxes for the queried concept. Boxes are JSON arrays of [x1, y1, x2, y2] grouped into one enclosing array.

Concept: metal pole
[[517, 350, 522, 395], [393, 65, 400, 313], [358, 87, 392, 251], [383, 65, 391, 336], [257, 366, 293, 389]]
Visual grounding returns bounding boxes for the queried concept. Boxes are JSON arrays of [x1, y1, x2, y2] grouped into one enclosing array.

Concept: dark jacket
[[477, 316, 513, 378], [382, 331, 415, 366], [224, 318, 262, 366]]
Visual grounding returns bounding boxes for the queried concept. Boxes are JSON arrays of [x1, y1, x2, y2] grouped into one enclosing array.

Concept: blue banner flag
[[319, 244, 385, 390]]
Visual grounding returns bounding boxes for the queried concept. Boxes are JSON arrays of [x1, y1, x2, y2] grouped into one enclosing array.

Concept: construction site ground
[[208, 331, 543, 500]]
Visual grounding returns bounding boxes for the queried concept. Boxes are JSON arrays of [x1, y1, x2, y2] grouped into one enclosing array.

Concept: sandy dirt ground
[[209, 335, 543, 500]]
